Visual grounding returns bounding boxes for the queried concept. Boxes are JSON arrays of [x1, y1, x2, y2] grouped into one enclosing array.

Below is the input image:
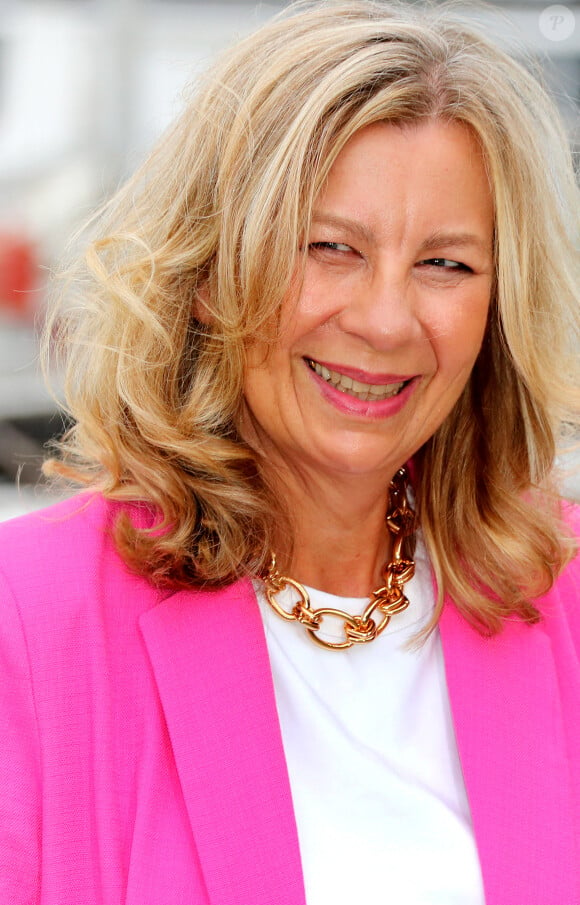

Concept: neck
[[267, 467, 399, 597]]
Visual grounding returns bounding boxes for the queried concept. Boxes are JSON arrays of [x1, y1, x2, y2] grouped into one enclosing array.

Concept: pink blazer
[[0, 493, 579, 904]]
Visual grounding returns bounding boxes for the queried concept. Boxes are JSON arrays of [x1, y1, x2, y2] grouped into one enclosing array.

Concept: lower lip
[[306, 364, 417, 418]]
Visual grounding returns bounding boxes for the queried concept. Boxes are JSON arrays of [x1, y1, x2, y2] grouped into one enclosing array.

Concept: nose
[[335, 264, 424, 352]]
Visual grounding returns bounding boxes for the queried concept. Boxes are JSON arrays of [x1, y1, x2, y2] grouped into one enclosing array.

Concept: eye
[[308, 241, 355, 254], [418, 258, 473, 272]]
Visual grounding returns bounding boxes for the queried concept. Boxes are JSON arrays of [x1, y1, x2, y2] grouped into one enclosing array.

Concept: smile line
[[305, 358, 409, 401]]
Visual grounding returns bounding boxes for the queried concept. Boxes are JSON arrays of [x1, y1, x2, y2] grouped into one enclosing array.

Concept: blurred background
[[0, 0, 578, 519]]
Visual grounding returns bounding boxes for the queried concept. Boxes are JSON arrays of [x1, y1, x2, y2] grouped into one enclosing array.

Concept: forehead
[[312, 120, 493, 246]]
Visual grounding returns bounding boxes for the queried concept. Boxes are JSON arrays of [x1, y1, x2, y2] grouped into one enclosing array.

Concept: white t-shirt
[[255, 537, 485, 905]]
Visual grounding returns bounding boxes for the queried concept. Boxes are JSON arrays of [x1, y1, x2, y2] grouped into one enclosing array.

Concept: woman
[[1, 1, 579, 902]]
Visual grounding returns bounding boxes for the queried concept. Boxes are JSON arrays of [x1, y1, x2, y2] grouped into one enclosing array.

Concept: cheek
[[243, 342, 293, 418], [428, 291, 490, 373], [243, 344, 277, 422], [241, 363, 280, 446], [283, 270, 346, 338]]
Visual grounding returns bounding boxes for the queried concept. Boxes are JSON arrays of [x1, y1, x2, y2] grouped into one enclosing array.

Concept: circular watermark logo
[[539, 5, 576, 41]]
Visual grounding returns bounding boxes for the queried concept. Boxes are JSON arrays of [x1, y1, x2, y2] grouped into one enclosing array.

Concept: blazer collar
[[139, 574, 577, 905], [139, 578, 306, 905], [440, 599, 577, 905]]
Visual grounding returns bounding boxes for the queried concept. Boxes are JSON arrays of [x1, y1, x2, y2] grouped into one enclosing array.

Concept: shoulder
[[0, 492, 163, 637], [554, 499, 580, 596], [0, 490, 147, 563], [536, 500, 580, 650], [562, 497, 580, 533], [0, 491, 109, 562]]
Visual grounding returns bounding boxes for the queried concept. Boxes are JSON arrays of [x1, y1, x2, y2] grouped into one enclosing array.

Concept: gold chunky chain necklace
[[261, 466, 416, 651]]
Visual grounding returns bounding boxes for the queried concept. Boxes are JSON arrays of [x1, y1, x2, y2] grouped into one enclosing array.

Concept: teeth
[[307, 359, 406, 401]]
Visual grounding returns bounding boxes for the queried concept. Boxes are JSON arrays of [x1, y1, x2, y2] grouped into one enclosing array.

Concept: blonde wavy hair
[[45, 0, 580, 633]]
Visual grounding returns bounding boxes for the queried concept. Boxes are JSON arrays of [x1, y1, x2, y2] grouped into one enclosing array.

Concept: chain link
[[261, 467, 415, 650]]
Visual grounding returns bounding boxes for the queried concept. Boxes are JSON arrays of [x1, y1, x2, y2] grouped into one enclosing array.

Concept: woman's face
[[242, 120, 494, 486]]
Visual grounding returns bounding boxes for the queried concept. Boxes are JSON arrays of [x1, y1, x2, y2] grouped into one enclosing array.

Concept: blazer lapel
[[440, 600, 577, 905], [139, 578, 306, 905]]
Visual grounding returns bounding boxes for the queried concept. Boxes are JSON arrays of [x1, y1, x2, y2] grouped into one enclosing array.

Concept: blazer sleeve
[[0, 568, 41, 905]]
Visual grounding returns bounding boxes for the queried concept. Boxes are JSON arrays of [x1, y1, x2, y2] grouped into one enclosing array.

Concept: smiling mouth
[[305, 358, 410, 402]]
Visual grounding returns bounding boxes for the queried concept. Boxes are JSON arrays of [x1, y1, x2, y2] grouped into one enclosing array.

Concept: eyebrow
[[419, 231, 491, 256], [311, 213, 491, 256], [311, 213, 374, 245]]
